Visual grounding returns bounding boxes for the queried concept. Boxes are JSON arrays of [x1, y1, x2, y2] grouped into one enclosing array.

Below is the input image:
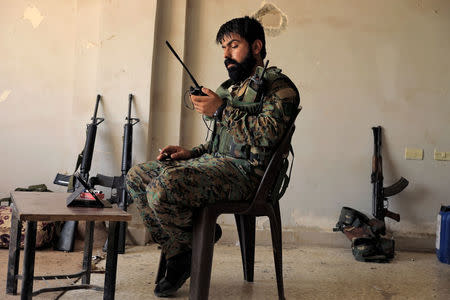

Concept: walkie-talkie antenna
[[165, 41, 201, 89]]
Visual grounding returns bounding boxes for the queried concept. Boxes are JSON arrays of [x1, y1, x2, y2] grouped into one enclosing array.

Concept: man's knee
[[158, 167, 190, 190], [126, 161, 160, 189], [125, 164, 141, 191], [126, 164, 139, 182], [146, 178, 168, 210]]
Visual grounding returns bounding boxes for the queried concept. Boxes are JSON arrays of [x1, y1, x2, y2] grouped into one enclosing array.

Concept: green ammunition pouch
[[212, 66, 297, 166], [334, 207, 395, 263], [216, 66, 285, 115]]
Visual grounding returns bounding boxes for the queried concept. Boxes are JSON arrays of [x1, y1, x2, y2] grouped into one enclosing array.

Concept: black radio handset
[[165, 41, 207, 96]]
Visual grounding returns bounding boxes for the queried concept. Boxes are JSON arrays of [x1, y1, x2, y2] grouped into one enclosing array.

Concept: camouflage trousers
[[125, 154, 260, 259]]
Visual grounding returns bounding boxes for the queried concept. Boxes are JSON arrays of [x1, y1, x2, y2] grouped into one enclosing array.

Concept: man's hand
[[157, 145, 192, 161], [190, 88, 223, 117]]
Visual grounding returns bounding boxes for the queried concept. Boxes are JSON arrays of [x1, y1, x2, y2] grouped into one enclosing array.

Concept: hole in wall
[[251, 2, 288, 37]]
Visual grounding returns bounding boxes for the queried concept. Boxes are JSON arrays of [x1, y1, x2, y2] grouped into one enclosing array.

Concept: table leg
[[82, 221, 95, 284], [117, 221, 127, 254], [104, 221, 119, 300], [21, 221, 37, 300], [6, 208, 22, 295]]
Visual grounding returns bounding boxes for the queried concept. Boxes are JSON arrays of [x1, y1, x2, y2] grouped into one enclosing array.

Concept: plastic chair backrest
[[242, 107, 301, 213]]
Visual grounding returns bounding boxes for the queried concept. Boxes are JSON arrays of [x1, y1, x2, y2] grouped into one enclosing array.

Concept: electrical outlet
[[405, 148, 423, 160], [434, 149, 450, 161]]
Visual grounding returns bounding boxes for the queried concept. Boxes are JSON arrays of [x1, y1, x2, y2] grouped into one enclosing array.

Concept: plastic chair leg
[[190, 207, 218, 300], [269, 203, 285, 300], [235, 214, 256, 282]]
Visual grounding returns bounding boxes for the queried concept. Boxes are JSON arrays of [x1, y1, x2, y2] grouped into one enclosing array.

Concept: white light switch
[[434, 149, 450, 161], [405, 148, 423, 160]]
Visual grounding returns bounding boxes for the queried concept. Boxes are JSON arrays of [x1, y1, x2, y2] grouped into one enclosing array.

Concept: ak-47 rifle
[[54, 95, 104, 251], [371, 126, 409, 222], [90, 94, 139, 254]]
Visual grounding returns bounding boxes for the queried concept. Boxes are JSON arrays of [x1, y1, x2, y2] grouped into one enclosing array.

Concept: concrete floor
[[1, 243, 449, 300]]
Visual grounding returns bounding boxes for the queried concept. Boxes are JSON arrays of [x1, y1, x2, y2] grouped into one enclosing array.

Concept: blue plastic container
[[436, 205, 450, 264]]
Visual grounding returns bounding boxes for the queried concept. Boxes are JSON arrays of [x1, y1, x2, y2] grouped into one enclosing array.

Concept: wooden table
[[5, 192, 132, 300]]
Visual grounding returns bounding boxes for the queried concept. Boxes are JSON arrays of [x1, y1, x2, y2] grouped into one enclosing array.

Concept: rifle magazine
[[383, 177, 409, 197]]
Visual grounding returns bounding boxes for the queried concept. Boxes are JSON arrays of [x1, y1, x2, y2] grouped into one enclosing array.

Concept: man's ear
[[252, 39, 263, 55]]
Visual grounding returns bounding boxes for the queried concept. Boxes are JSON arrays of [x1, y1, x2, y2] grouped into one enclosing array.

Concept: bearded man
[[126, 16, 299, 297]]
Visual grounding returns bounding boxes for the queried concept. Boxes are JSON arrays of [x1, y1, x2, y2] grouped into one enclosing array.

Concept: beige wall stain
[[85, 41, 98, 49], [0, 90, 12, 103], [84, 35, 117, 49], [23, 5, 44, 28]]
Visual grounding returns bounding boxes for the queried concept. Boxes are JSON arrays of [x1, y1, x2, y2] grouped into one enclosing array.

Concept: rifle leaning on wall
[[90, 94, 139, 254], [334, 126, 409, 262], [371, 126, 409, 226], [54, 95, 104, 252]]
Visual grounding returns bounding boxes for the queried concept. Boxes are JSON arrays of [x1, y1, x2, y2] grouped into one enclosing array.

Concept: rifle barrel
[[127, 94, 133, 121], [372, 126, 381, 154], [93, 94, 101, 120]]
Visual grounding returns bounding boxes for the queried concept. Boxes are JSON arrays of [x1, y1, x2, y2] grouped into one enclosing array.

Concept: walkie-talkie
[[165, 41, 207, 96]]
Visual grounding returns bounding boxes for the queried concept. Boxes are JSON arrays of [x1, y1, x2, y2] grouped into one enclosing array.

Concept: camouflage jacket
[[191, 66, 300, 177]]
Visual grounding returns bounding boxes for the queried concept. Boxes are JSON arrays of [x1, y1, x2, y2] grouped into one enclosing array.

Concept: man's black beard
[[224, 51, 256, 84]]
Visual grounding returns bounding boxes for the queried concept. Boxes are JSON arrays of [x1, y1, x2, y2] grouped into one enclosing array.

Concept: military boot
[[154, 250, 192, 297], [154, 224, 222, 297]]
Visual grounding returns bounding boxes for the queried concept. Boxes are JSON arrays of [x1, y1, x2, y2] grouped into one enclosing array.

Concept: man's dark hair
[[216, 16, 266, 59]]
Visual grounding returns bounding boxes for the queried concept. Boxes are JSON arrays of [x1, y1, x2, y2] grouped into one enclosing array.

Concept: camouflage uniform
[[126, 66, 299, 259]]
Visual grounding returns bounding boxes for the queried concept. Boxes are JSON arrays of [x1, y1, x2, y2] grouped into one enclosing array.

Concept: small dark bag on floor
[[334, 207, 395, 263]]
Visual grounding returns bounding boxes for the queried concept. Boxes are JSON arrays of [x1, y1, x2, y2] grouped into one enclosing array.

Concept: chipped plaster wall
[[1, 0, 449, 248], [181, 0, 450, 241], [0, 1, 157, 206], [85, 0, 156, 178], [0, 1, 76, 194]]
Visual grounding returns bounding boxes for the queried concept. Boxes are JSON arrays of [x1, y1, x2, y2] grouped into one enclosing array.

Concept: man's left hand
[[190, 88, 223, 117]]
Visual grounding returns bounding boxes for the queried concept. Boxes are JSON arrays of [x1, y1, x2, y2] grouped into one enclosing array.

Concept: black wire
[[183, 89, 213, 140], [203, 116, 213, 141], [183, 89, 194, 110]]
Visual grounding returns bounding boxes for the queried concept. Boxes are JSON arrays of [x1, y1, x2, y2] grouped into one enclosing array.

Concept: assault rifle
[[90, 94, 139, 254], [54, 95, 104, 251], [371, 126, 409, 222]]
